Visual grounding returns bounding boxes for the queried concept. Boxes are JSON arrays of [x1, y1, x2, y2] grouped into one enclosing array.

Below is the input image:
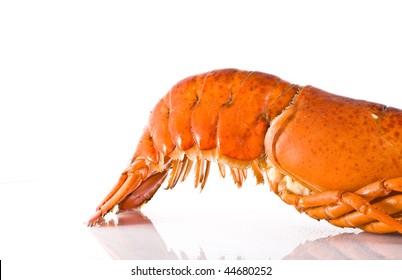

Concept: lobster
[[88, 68, 402, 234]]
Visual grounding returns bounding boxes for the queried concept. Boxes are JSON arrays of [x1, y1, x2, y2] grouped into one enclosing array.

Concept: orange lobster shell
[[88, 69, 402, 234]]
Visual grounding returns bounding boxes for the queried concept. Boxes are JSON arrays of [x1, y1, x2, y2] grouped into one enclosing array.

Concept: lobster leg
[[358, 217, 402, 234], [329, 195, 402, 233], [276, 177, 402, 234], [338, 192, 402, 233], [303, 178, 402, 219]]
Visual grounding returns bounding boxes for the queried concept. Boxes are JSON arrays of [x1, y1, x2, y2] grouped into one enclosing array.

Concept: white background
[[1, 0, 402, 278]]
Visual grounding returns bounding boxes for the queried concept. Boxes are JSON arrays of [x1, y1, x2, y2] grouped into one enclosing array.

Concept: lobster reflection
[[89, 210, 402, 260]]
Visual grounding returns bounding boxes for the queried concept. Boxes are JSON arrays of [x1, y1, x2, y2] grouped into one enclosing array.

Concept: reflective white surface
[[1, 178, 400, 261], [2, 0, 402, 265], [90, 210, 402, 260]]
